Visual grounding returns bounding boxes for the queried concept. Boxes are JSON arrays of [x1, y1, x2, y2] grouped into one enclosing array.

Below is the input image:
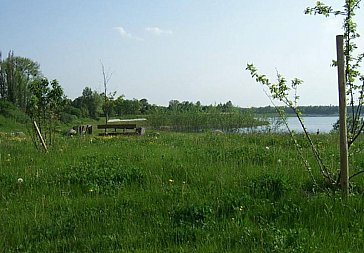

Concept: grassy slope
[[0, 114, 28, 133], [1, 127, 364, 252]]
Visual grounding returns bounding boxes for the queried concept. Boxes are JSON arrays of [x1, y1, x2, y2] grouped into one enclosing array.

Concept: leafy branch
[[246, 64, 334, 183]]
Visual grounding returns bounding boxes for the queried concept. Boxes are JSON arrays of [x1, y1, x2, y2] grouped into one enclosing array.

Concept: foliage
[[1, 50, 255, 128], [0, 51, 42, 110], [168, 99, 237, 114], [72, 87, 103, 119], [0, 99, 30, 123], [146, 111, 264, 132], [246, 64, 333, 184], [246, 105, 339, 116], [27, 78, 67, 146]]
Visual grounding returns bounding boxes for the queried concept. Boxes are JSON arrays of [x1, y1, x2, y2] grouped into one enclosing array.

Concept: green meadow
[[1, 117, 364, 252]]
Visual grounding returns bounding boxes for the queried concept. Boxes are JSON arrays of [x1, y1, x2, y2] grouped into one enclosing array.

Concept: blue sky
[[1, 0, 363, 107]]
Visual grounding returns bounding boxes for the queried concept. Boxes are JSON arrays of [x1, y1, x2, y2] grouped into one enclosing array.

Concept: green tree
[[114, 95, 125, 116], [101, 91, 116, 118], [27, 78, 66, 146], [195, 101, 203, 113], [84, 87, 103, 119], [60, 99, 81, 123], [168, 100, 180, 112], [139, 98, 152, 114], [0, 51, 41, 109], [72, 87, 103, 119]]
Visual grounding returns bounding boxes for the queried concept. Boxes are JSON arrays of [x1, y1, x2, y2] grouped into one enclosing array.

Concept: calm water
[[283, 116, 338, 133], [243, 116, 339, 133]]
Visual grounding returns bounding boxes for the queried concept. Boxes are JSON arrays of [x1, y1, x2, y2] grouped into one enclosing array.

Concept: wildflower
[[168, 179, 174, 183], [265, 146, 270, 150], [61, 190, 70, 196], [17, 178, 24, 184], [239, 206, 244, 211], [277, 159, 282, 163]]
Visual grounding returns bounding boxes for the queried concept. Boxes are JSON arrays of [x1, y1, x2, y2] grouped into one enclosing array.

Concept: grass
[[1, 127, 364, 252]]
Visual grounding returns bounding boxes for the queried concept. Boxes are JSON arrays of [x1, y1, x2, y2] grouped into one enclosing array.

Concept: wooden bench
[[97, 124, 145, 136]]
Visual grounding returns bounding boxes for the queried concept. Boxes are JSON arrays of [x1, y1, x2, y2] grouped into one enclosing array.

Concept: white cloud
[[114, 26, 132, 38], [114, 26, 143, 41], [145, 26, 173, 36]]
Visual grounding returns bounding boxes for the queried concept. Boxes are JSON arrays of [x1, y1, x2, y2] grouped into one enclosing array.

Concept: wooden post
[[33, 121, 48, 152], [336, 35, 349, 197]]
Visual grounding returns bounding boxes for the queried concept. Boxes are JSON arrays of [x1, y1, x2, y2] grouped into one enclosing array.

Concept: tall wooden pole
[[336, 35, 349, 198]]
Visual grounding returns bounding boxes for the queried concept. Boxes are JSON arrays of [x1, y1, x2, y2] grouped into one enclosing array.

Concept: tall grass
[[121, 112, 267, 132], [1, 130, 364, 252]]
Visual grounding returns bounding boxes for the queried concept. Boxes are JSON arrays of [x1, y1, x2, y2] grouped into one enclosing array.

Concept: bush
[[60, 112, 78, 124], [0, 99, 30, 123]]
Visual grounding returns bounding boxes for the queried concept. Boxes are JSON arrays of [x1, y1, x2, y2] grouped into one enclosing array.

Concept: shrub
[[0, 99, 30, 123]]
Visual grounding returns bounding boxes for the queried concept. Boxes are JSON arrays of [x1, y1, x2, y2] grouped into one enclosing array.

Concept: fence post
[[336, 35, 349, 198]]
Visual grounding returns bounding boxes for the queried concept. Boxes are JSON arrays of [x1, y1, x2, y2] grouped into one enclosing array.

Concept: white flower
[[17, 178, 24, 184], [278, 159, 282, 163], [265, 146, 270, 150]]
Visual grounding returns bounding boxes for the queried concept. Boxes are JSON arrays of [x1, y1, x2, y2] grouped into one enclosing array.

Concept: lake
[[243, 116, 339, 133], [283, 116, 338, 133]]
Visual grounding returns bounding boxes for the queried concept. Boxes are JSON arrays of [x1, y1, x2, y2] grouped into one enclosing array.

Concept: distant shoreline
[[241, 105, 341, 117], [287, 114, 339, 117]]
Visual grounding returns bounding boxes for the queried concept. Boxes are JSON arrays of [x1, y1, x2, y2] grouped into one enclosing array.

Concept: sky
[[1, 0, 363, 107]]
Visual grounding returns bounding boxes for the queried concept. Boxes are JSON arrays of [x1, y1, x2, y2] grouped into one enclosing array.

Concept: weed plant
[[1, 130, 364, 252]]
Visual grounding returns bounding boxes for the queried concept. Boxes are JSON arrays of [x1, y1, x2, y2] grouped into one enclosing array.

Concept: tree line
[[0, 51, 243, 125], [244, 105, 340, 116]]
